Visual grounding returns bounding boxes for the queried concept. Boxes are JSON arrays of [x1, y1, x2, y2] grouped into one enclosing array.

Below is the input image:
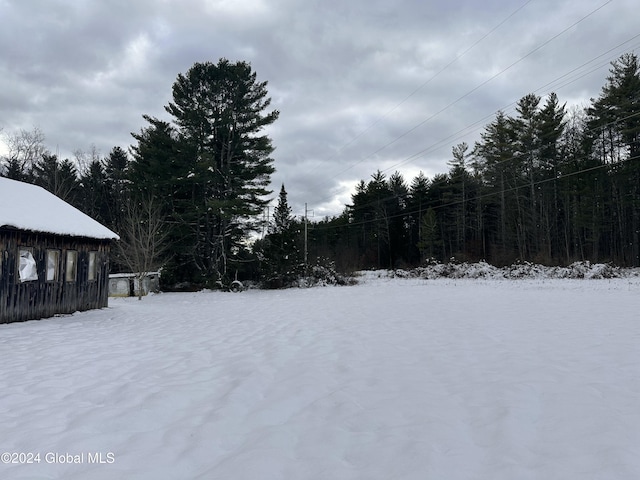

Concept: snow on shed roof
[[0, 177, 119, 240]]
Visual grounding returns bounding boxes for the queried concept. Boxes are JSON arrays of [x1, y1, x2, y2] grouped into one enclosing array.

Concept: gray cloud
[[1, 0, 638, 217]]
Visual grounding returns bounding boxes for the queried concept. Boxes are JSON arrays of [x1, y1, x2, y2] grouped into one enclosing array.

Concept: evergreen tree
[[559, 107, 609, 262], [387, 171, 409, 267], [447, 142, 470, 257], [163, 59, 279, 283], [78, 158, 109, 225], [349, 171, 396, 268], [271, 184, 294, 234], [103, 146, 130, 235], [128, 117, 193, 282], [406, 171, 431, 263], [31, 153, 79, 204], [425, 173, 450, 259], [473, 110, 516, 263], [510, 93, 542, 258], [129, 116, 179, 201], [257, 184, 302, 286], [1, 157, 32, 181], [537, 92, 566, 261], [587, 53, 640, 264], [417, 207, 439, 261]]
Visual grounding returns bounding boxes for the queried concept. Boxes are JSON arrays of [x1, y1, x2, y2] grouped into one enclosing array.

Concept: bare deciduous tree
[[4, 126, 48, 172], [115, 194, 170, 300], [73, 144, 101, 177]]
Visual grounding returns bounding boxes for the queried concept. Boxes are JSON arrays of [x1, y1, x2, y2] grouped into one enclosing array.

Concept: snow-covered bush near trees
[[294, 262, 357, 288], [259, 260, 635, 290], [366, 260, 637, 282]]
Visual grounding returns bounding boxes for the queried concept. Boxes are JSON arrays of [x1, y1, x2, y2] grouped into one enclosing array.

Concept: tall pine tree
[[587, 53, 640, 264], [166, 59, 278, 283]]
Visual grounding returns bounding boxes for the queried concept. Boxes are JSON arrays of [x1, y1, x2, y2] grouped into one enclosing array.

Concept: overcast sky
[[1, 0, 638, 218]]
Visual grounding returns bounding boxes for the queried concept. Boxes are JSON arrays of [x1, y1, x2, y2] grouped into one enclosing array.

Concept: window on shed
[[46, 250, 60, 281], [88, 251, 98, 281], [65, 250, 78, 282], [18, 248, 39, 282]]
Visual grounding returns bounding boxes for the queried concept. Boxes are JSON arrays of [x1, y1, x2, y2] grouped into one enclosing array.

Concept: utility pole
[[261, 205, 270, 239], [304, 203, 308, 273], [304, 203, 313, 273]]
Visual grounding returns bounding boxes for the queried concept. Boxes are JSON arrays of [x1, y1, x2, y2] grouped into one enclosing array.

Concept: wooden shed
[[0, 177, 119, 324], [109, 272, 160, 297]]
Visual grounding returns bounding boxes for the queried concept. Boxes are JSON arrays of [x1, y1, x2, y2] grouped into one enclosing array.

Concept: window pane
[[65, 250, 77, 282], [88, 252, 97, 281], [19, 248, 38, 282], [47, 250, 60, 281]]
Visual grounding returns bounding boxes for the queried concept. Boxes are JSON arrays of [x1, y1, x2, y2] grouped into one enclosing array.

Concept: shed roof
[[0, 177, 119, 240]]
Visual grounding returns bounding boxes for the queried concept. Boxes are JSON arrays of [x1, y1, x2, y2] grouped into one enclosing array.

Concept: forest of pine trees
[[2, 54, 639, 286], [308, 54, 640, 271]]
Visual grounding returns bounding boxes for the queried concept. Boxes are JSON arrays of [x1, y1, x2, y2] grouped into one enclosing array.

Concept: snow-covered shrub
[[505, 261, 548, 279], [390, 269, 413, 278], [281, 259, 357, 288], [458, 261, 501, 279], [357, 260, 632, 283], [553, 261, 620, 279], [414, 259, 501, 279], [415, 261, 455, 279]]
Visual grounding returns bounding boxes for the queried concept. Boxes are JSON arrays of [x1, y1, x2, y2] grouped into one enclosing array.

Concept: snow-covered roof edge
[[0, 177, 119, 240]]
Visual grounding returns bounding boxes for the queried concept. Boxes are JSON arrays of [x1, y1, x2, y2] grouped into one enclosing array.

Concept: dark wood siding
[[0, 228, 112, 324]]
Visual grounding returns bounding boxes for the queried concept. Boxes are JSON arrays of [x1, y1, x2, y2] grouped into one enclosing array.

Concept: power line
[[291, 0, 536, 195], [307, 32, 636, 213], [311, 103, 640, 232], [314, 0, 536, 179], [378, 36, 640, 177], [313, 152, 638, 233], [329, 0, 614, 179]]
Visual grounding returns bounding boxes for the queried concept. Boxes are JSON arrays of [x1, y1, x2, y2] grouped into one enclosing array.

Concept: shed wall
[[0, 229, 111, 324]]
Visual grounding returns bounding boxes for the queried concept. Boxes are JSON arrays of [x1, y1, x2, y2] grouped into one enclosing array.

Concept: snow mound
[[357, 260, 637, 283]]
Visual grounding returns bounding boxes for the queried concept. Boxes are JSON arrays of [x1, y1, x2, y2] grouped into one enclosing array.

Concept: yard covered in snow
[[1, 272, 639, 479]]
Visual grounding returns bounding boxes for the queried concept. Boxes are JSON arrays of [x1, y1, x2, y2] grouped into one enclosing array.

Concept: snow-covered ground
[[1, 274, 639, 479]]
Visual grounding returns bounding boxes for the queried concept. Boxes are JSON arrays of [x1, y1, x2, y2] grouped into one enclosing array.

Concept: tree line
[[2, 53, 639, 289], [307, 53, 640, 270]]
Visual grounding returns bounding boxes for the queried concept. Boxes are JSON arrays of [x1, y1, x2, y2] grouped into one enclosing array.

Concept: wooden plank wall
[[0, 229, 112, 324]]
